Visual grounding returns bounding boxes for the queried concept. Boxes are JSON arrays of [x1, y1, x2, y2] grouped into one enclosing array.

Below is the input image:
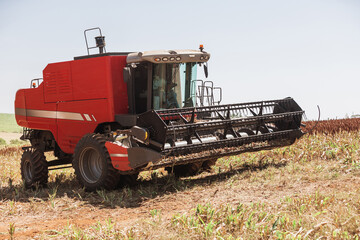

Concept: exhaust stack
[[95, 36, 105, 54]]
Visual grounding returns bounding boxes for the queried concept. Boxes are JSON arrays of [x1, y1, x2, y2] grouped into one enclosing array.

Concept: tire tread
[[73, 133, 119, 191]]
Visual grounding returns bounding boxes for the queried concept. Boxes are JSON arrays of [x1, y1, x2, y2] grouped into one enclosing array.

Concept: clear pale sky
[[0, 0, 359, 120]]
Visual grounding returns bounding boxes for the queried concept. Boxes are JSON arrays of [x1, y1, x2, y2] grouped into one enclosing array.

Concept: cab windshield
[[152, 63, 197, 110]]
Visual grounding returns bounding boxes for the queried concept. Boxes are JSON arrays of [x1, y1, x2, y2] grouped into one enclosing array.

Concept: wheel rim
[[79, 147, 103, 184], [23, 159, 33, 182]]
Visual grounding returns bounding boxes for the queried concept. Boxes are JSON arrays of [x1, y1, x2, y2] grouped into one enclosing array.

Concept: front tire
[[73, 134, 119, 191], [21, 149, 48, 188]]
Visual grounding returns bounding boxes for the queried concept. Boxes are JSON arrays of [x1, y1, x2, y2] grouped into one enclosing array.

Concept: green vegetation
[[46, 191, 360, 239], [0, 138, 6, 145], [0, 113, 22, 133], [9, 139, 26, 145], [168, 192, 360, 239], [0, 131, 359, 238]]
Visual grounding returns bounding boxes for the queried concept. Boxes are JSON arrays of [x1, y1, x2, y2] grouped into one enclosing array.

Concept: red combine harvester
[[15, 28, 305, 190]]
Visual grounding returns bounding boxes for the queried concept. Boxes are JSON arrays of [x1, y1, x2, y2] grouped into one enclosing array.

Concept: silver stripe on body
[[83, 114, 92, 121], [110, 154, 128, 158], [15, 108, 85, 121], [57, 111, 84, 121], [92, 114, 97, 122], [24, 109, 56, 119], [15, 108, 26, 116]]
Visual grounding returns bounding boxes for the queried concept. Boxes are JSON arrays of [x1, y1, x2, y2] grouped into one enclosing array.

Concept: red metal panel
[[105, 142, 132, 171], [43, 62, 73, 103], [14, 55, 130, 154], [25, 84, 57, 130], [109, 56, 128, 114], [14, 89, 27, 126], [56, 98, 112, 153], [71, 57, 110, 101]]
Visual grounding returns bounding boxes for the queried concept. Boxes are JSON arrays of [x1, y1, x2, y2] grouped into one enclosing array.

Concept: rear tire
[[73, 134, 119, 191], [21, 149, 48, 189]]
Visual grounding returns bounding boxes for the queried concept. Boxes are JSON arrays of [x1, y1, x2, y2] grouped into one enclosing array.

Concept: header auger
[[15, 28, 305, 190]]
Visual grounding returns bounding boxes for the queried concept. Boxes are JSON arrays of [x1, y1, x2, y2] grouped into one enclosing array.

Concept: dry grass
[[303, 118, 360, 135], [0, 130, 360, 239]]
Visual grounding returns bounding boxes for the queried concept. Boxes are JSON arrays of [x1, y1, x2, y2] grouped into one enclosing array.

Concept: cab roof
[[126, 49, 210, 64]]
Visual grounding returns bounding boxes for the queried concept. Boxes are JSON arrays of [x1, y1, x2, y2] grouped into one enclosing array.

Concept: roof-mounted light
[[162, 57, 168, 61], [176, 56, 181, 61], [199, 44, 204, 52], [154, 57, 161, 62]]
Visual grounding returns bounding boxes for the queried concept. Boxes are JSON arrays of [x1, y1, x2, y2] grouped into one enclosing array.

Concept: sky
[[0, 0, 359, 120]]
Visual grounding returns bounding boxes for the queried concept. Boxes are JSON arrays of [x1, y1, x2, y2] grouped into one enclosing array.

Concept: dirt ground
[[0, 131, 359, 239], [0, 171, 358, 239], [0, 132, 21, 144]]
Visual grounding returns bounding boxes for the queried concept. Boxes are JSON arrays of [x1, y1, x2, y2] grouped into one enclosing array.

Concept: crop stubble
[[0, 120, 359, 239]]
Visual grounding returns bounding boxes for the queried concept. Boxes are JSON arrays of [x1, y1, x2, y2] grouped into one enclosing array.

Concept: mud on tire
[[21, 149, 48, 188], [73, 133, 119, 191]]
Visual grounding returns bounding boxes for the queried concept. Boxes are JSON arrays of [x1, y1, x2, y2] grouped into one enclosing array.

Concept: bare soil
[[0, 132, 21, 144], [0, 131, 359, 239], [0, 170, 358, 239]]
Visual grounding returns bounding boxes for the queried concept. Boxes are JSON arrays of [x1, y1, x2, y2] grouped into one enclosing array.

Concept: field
[[0, 114, 22, 134], [303, 118, 360, 135], [0, 120, 360, 239], [0, 113, 23, 145]]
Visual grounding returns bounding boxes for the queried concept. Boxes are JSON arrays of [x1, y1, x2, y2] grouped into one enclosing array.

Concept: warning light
[[32, 82, 36, 88], [199, 44, 204, 52]]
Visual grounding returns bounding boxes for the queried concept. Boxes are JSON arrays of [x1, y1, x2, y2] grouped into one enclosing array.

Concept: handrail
[[84, 27, 106, 55], [30, 78, 43, 88]]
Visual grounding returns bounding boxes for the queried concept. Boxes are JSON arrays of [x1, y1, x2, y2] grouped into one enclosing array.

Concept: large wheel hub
[[79, 147, 103, 183]]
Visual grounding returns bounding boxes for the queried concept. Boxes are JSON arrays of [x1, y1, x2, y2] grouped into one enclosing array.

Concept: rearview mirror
[[123, 67, 132, 83], [204, 62, 208, 78]]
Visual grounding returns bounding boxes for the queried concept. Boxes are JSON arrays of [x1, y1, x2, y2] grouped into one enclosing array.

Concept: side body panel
[[105, 142, 132, 171], [14, 55, 129, 154], [15, 84, 57, 136]]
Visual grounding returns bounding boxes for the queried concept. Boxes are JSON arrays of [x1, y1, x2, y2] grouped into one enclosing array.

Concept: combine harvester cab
[[14, 28, 305, 190]]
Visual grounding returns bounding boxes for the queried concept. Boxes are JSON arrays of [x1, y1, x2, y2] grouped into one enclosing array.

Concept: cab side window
[[133, 64, 148, 113]]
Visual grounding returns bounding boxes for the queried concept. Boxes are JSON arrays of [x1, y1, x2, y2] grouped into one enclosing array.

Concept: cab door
[[132, 63, 150, 114]]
